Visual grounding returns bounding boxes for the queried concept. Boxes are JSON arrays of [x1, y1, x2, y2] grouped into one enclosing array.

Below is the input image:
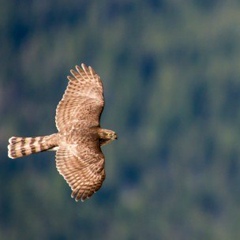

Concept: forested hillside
[[1, 0, 240, 239]]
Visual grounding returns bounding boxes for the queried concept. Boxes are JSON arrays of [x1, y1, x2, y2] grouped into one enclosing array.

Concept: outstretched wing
[[56, 142, 105, 201], [55, 63, 104, 133]]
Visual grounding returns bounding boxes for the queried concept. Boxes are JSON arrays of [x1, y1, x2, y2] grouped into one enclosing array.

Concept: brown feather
[[8, 134, 58, 159], [7, 63, 116, 202]]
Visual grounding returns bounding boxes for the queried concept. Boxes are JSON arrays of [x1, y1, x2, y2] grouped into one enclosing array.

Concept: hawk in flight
[[8, 63, 117, 202]]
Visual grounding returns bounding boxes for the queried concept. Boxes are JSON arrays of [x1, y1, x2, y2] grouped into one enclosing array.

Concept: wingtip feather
[[89, 66, 96, 75], [67, 75, 75, 81], [81, 63, 87, 68]]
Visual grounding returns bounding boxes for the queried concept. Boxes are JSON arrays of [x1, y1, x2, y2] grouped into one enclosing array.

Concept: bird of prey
[[8, 63, 117, 202]]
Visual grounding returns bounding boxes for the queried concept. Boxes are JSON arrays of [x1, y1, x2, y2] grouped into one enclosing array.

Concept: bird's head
[[104, 129, 117, 140], [98, 129, 117, 146]]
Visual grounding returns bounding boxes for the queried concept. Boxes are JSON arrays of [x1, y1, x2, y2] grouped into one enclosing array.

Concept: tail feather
[[8, 134, 58, 159]]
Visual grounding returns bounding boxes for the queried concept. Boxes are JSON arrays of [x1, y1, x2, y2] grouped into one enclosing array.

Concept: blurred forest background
[[1, 0, 240, 239]]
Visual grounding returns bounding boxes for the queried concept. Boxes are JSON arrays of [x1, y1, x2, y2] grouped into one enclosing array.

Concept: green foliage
[[1, 0, 240, 239]]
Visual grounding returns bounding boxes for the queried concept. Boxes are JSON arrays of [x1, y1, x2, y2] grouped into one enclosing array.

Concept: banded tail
[[8, 134, 58, 159]]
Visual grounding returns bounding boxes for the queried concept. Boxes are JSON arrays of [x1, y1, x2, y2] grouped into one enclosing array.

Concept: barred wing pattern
[[55, 64, 106, 201], [55, 64, 104, 132], [56, 143, 105, 202]]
